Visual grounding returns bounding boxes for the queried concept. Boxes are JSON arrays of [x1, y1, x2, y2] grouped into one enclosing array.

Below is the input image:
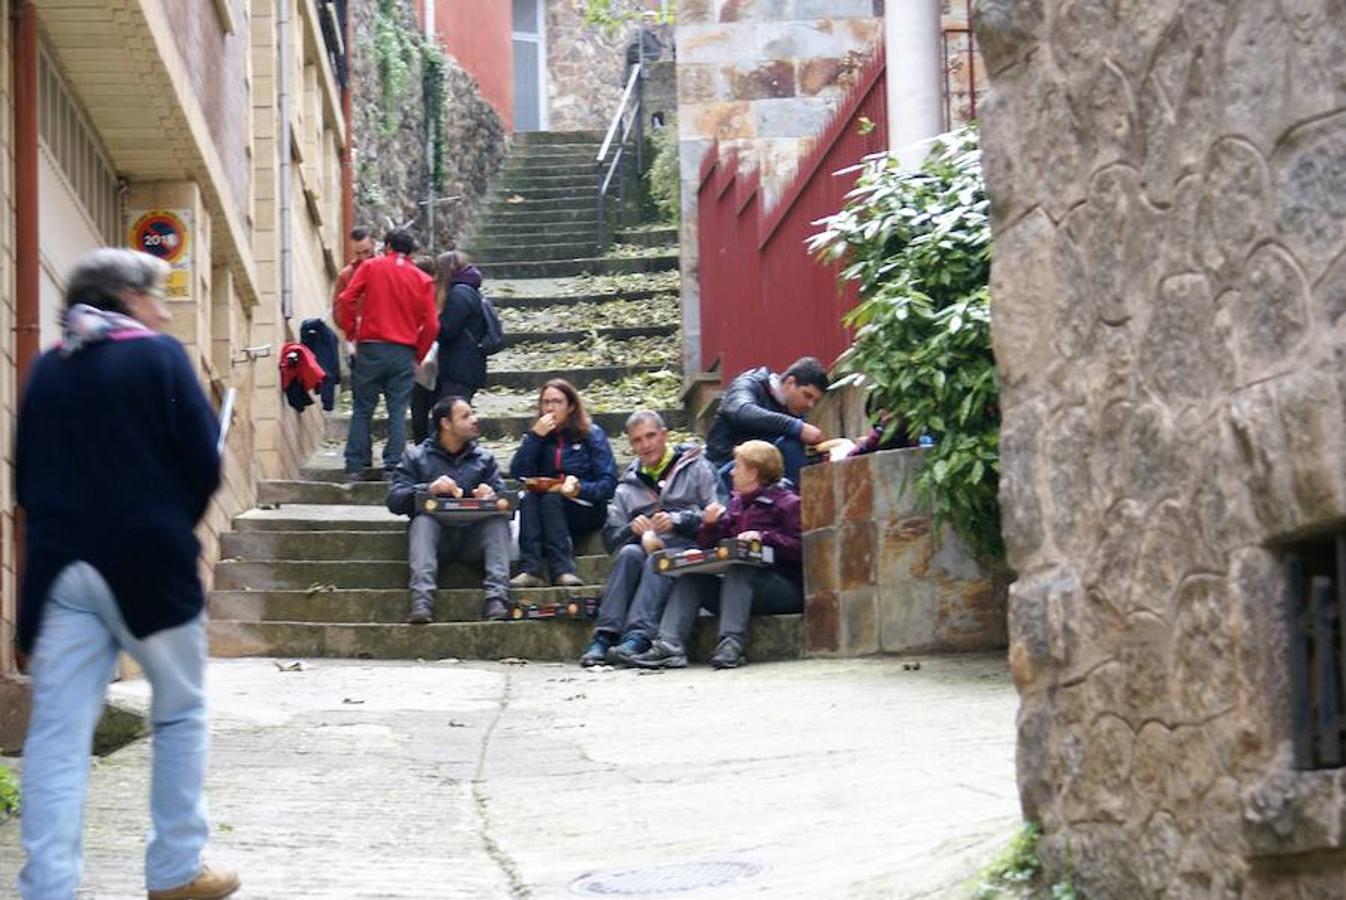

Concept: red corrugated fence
[[696, 48, 888, 380]]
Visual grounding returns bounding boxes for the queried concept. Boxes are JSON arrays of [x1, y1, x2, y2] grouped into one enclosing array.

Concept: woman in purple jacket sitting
[[627, 440, 802, 670]]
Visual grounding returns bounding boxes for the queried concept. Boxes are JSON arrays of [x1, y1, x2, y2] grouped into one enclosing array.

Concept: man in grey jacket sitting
[[388, 395, 511, 624], [579, 410, 718, 667]]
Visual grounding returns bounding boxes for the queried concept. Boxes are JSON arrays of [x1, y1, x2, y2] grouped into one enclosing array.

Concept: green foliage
[[371, 0, 418, 136], [647, 123, 680, 225], [810, 125, 1002, 561], [421, 43, 448, 192], [581, 0, 676, 34], [0, 762, 19, 819], [975, 823, 1042, 897]]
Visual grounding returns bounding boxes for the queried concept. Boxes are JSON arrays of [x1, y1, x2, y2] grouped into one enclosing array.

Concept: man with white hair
[[14, 248, 238, 898]]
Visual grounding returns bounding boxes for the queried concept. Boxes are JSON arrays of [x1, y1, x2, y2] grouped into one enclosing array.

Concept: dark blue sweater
[[15, 332, 220, 653]]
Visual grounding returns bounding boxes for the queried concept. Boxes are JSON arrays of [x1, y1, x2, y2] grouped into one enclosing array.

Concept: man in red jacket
[[335, 229, 437, 478]]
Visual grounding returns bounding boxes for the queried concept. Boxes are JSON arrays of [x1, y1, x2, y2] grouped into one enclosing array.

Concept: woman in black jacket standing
[[435, 251, 488, 403]]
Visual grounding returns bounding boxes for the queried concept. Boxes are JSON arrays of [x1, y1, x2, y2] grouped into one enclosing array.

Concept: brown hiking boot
[[147, 865, 240, 899]]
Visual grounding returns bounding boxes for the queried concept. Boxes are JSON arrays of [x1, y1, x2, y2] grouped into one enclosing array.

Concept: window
[[38, 49, 120, 244], [1287, 533, 1346, 769]]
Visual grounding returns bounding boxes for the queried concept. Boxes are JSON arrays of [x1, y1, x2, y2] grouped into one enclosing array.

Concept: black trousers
[[518, 492, 606, 579]]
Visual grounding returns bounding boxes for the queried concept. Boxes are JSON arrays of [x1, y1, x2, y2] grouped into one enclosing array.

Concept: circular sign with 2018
[[130, 211, 189, 263]]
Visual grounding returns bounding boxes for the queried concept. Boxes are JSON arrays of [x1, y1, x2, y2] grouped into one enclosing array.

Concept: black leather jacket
[[387, 438, 505, 517], [706, 366, 804, 465]]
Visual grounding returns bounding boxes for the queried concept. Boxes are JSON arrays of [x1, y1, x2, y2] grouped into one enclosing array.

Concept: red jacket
[[336, 250, 437, 358], [279, 342, 326, 392]]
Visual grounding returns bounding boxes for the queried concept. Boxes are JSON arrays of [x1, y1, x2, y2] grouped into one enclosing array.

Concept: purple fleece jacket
[[697, 482, 802, 583]]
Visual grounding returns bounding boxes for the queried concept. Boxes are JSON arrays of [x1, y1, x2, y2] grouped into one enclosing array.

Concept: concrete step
[[485, 362, 668, 391], [211, 586, 601, 624], [208, 614, 804, 663], [496, 172, 601, 191], [318, 407, 688, 445], [479, 254, 680, 280], [221, 528, 606, 561], [482, 206, 600, 225], [513, 130, 604, 145], [234, 505, 407, 531], [504, 324, 677, 345], [482, 195, 600, 213], [213, 554, 612, 591], [470, 241, 602, 263], [471, 226, 599, 246], [486, 185, 600, 203], [491, 287, 668, 308], [615, 226, 678, 247]]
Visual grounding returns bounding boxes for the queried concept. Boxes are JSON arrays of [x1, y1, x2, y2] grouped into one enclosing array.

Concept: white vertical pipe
[[885, 0, 944, 169], [278, 0, 294, 319]]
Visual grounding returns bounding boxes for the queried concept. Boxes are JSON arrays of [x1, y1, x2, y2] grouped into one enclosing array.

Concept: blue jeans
[[593, 541, 688, 639], [20, 562, 210, 898], [346, 341, 415, 473], [517, 492, 607, 580]]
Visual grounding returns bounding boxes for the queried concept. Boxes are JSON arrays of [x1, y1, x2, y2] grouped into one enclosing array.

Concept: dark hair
[[431, 394, 470, 435], [414, 256, 436, 276], [350, 226, 371, 242], [783, 356, 830, 392], [538, 378, 591, 437], [65, 248, 169, 313], [433, 251, 472, 310], [385, 229, 417, 255]]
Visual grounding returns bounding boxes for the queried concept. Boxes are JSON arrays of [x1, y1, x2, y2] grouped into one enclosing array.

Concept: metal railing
[[595, 60, 644, 250]]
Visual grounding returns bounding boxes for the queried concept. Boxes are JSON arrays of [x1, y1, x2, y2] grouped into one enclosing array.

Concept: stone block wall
[[544, 1, 628, 132], [800, 449, 1007, 657], [979, 0, 1346, 894]]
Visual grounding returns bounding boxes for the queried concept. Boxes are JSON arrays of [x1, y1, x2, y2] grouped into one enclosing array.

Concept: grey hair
[[625, 409, 666, 433], [64, 248, 170, 313]]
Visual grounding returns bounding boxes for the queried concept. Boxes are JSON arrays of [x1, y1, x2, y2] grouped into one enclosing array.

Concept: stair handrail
[[595, 61, 644, 249]]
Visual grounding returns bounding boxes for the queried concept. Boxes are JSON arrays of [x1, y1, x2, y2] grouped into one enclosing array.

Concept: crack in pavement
[[472, 668, 531, 899]]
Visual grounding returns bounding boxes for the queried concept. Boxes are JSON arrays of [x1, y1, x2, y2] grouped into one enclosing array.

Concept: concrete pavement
[[0, 654, 1020, 899]]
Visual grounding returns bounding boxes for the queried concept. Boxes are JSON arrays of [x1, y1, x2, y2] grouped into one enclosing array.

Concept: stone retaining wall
[[801, 448, 1007, 657], [978, 0, 1346, 894]]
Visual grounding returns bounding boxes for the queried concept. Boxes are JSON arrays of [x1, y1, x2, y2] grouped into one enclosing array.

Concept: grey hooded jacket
[[601, 443, 719, 554]]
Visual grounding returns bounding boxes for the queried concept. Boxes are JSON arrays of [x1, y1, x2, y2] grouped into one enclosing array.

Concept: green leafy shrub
[[582, 0, 677, 33], [810, 126, 1002, 561], [0, 762, 19, 819], [646, 123, 680, 225]]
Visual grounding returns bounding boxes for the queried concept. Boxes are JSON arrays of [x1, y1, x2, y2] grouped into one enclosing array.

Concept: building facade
[[0, 0, 347, 680]]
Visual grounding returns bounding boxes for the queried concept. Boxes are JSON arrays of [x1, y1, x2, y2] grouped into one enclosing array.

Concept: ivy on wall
[[369, 0, 446, 190], [810, 127, 1002, 561]]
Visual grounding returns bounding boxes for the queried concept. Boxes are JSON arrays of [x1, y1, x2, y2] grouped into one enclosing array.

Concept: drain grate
[[571, 860, 765, 895]]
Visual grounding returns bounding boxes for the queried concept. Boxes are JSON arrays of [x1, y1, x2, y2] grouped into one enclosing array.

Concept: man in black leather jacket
[[705, 356, 830, 494], [387, 396, 510, 623]]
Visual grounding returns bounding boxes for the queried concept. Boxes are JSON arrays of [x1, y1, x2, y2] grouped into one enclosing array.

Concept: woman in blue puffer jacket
[[509, 379, 617, 586]]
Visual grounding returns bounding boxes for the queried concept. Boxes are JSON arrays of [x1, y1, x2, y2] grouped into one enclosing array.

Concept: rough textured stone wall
[[801, 450, 1007, 657], [350, 0, 504, 250], [544, 2, 627, 132], [979, 1, 1346, 895]]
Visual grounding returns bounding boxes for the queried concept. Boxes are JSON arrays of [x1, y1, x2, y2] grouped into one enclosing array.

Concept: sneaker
[[482, 598, 509, 621], [627, 637, 687, 669], [710, 636, 746, 669], [510, 572, 546, 588], [554, 572, 585, 587], [147, 865, 241, 899], [605, 633, 652, 667], [580, 632, 616, 667], [406, 599, 433, 625]]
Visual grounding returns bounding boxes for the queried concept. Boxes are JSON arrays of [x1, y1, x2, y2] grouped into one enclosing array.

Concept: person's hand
[[737, 530, 762, 542], [472, 483, 496, 499], [641, 530, 665, 554], [560, 475, 581, 498], [532, 413, 557, 437], [703, 502, 725, 525], [630, 514, 653, 536], [651, 511, 674, 534], [800, 423, 824, 445], [430, 475, 461, 497]]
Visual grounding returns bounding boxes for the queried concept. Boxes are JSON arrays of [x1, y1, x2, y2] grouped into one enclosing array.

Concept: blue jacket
[[15, 330, 220, 653], [437, 267, 488, 390], [387, 438, 506, 517], [509, 424, 617, 506]]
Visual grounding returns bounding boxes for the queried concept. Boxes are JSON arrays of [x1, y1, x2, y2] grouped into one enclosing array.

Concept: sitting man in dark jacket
[[387, 395, 510, 624], [705, 356, 830, 494], [579, 411, 718, 667]]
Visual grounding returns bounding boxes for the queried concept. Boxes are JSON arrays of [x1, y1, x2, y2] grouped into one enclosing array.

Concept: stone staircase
[[207, 131, 803, 664]]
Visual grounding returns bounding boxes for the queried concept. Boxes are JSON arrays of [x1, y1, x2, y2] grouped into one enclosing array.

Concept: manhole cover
[[571, 860, 765, 895]]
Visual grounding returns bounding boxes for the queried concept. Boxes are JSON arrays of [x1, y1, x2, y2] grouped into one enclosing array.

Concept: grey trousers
[[658, 566, 803, 645], [593, 541, 689, 639], [346, 341, 415, 473], [408, 514, 511, 605]]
